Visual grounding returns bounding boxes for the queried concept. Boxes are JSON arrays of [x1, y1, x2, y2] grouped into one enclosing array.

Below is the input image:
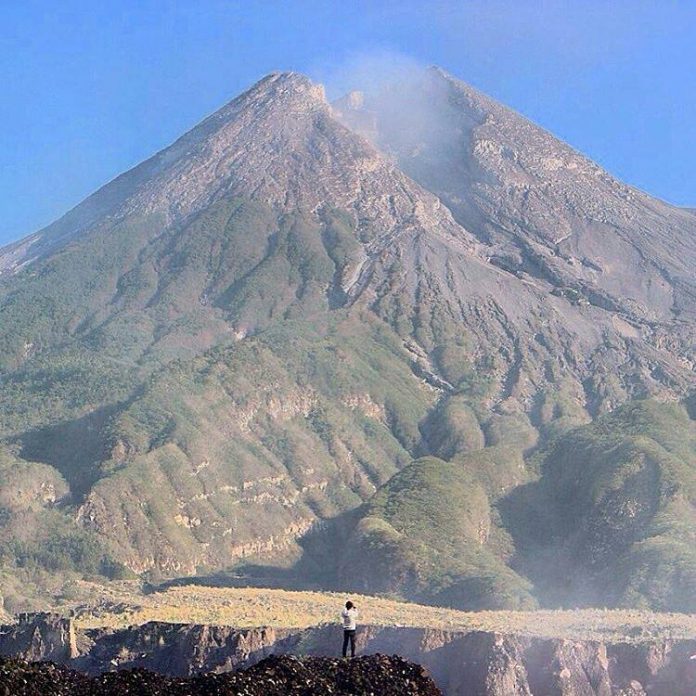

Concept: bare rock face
[[440, 632, 532, 696], [77, 622, 290, 676], [524, 639, 612, 696], [335, 66, 696, 409], [338, 67, 696, 321], [0, 613, 78, 663]]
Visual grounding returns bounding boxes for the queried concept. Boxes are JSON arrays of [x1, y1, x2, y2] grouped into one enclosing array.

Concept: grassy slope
[[341, 456, 536, 610], [67, 584, 696, 644], [337, 398, 696, 613], [77, 313, 436, 572], [0, 197, 439, 603]]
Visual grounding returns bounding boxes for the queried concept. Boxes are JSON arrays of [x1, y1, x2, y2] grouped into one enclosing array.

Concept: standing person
[[341, 600, 358, 658]]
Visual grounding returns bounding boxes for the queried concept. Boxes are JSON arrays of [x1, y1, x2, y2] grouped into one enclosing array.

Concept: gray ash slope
[[0, 69, 695, 612], [334, 67, 696, 408], [4, 70, 694, 403]]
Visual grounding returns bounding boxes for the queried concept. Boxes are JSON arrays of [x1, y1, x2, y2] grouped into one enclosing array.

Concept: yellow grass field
[[72, 584, 696, 643]]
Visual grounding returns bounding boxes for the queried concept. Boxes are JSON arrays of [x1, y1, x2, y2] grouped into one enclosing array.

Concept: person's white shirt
[[341, 607, 358, 630]]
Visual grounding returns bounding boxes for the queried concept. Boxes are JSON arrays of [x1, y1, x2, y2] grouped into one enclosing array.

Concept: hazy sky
[[1, 1, 694, 245]]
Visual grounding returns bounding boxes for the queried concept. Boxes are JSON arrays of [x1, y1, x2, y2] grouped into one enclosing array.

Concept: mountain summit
[[0, 70, 695, 613]]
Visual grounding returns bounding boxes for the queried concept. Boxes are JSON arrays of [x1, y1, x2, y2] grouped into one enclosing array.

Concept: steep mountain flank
[[335, 68, 696, 408], [0, 69, 694, 612], [0, 72, 467, 579], [339, 456, 536, 610], [505, 399, 696, 610], [337, 67, 696, 321]]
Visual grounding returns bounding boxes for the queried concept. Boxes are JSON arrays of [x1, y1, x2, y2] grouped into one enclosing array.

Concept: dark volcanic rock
[[0, 654, 442, 696], [0, 657, 88, 696]]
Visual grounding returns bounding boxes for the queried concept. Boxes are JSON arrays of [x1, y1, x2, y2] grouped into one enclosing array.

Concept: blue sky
[[1, 1, 694, 245]]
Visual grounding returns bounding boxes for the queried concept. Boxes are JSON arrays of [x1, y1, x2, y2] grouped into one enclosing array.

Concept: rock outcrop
[[0, 613, 79, 663], [0, 653, 442, 695]]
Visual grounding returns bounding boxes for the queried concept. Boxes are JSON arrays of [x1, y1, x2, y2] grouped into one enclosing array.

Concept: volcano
[[0, 69, 694, 612]]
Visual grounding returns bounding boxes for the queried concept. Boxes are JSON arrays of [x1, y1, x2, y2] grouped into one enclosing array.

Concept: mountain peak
[[237, 71, 327, 111], [5, 72, 333, 266]]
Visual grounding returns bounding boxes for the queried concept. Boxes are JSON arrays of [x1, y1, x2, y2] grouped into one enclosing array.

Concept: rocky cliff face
[[2, 614, 696, 695]]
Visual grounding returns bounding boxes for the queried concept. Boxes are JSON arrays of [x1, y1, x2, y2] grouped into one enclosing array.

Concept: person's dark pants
[[342, 629, 356, 657]]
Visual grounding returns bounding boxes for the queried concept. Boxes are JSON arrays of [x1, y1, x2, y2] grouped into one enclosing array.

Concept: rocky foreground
[[4, 614, 696, 694], [0, 653, 439, 696]]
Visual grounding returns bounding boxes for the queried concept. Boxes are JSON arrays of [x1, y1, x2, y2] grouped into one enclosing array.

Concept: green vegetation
[[341, 457, 536, 610], [0, 185, 695, 620], [0, 448, 134, 614], [506, 400, 696, 610]]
